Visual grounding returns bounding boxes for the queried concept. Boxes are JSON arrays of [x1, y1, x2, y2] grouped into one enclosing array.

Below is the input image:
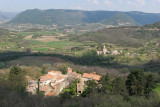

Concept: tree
[[70, 82, 77, 95], [10, 66, 22, 75], [99, 74, 112, 93], [0, 62, 5, 69], [145, 74, 155, 95], [55, 63, 69, 74], [9, 66, 26, 93], [60, 91, 71, 103], [126, 69, 146, 96], [41, 64, 52, 74], [81, 80, 97, 97], [111, 77, 126, 95], [25, 48, 32, 53]]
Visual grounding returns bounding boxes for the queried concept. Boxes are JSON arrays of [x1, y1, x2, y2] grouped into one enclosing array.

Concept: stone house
[[77, 79, 84, 95], [26, 68, 103, 96], [26, 80, 38, 94], [96, 45, 109, 55], [82, 72, 102, 81], [39, 71, 68, 96]]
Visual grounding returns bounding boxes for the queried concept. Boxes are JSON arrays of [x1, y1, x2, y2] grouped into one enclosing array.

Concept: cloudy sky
[[0, 0, 160, 13]]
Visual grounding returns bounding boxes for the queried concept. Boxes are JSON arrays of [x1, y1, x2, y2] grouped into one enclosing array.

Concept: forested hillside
[[9, 9, 160, 26]]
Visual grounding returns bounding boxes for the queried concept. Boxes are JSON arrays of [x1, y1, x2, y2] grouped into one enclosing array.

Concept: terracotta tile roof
[[56, 76, 64, 81], [41, 85, 50, 92], [47, 92, 56, 96], [40, 74, 54, 81], [48, 71, 57, 74], [82, 73, 101, 81]]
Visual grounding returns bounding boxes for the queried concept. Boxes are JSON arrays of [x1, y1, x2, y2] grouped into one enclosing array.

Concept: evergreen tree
[[99, 74, 112, 93], [126, 69, 155, 96]]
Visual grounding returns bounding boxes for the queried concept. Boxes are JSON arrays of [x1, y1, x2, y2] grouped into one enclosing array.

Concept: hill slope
[[70, 22, 160, 47], [9, 9, 160, 26]]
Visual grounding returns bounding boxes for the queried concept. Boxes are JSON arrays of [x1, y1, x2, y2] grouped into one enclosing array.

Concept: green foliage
[[32, 34, 42, 39], [99, 74, 112, 93], [10, 66, 22, 75], [55, 63, 69, 74], [69, 81, 78, 95], [126, 69, 146, 96], [126, 69, 156, 96], [0, 29, 10, 36], [71, 46, 84, 51], [9, 66, 26, 93], [145, 74, 156, 95], [0, 62, 5, 69], [60, 91, 72, 103], [81, 80, 97, 97], [41, 64, 52, 74], [103, 12, 139, 26], [111, 77, 126, 95], [153, 83, 160, 96], [75, 69, 83, 75]]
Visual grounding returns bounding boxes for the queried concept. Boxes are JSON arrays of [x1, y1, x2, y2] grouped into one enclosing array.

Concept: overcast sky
[[0, 0, 160, 13]]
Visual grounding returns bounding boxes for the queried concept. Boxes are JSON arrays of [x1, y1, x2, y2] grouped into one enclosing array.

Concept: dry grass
[[24, 35, 32, 40]]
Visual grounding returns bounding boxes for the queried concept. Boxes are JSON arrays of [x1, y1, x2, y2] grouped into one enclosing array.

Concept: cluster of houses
[[96, 45, 120, 55], [26, 68, 102, 96]]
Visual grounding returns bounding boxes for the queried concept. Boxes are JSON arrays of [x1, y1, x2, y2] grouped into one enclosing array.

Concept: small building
[[26, 80, 38, 94], [96, 45, 109, 55], [26, 76, 38, 95], [82, 72, 102, 81], [67, 68, 82, 83], [112, 50, 120, 55], [41, 85, 51, 95], [26, 68, 83, 96], [77, 80, 84, 94], [39, 74, 54, 86]]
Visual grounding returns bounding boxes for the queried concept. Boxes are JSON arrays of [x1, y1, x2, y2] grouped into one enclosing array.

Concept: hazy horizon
[[1, 0, 160, 13]]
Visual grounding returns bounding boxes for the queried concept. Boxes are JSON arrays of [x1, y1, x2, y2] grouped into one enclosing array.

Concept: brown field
[[24, 35, 59, 42], [35, 36, 59, 42], [24, 35, 32, 39], [6, 56, 67, 67]]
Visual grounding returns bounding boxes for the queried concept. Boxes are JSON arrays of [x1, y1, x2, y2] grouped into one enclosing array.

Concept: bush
[[0, 62, 5, 69]]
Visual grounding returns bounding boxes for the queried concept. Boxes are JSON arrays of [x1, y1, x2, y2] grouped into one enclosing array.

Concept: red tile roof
[[47, 92, 56, 96], [48, 71, 57, 74], [56, 76, 64, 81], [82, 73, 101, 81], [41, 85, 50, 92], [40, 74, 54, 82]]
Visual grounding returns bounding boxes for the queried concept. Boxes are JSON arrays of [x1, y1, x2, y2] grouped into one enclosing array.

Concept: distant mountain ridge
[[0, 11, 17, 21], [9, 9, 160, 26]]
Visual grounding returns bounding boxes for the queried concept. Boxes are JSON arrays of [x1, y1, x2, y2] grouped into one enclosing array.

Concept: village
[[26, 68, 102, 96]]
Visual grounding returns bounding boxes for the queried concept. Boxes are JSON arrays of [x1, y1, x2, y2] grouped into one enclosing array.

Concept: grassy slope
[[71, 25, 160, 47], [153, 83, 160, 96]]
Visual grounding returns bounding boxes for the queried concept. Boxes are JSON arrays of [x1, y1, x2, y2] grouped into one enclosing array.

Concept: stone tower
[[103, 45, 108, 54]]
